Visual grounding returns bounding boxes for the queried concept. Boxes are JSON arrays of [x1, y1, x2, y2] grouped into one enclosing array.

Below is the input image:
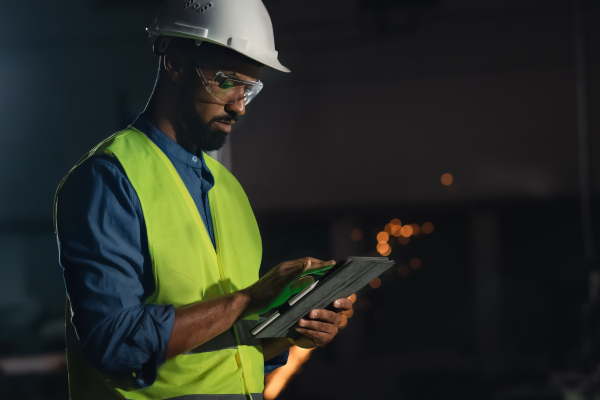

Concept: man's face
[[175, 49, 261, 153]]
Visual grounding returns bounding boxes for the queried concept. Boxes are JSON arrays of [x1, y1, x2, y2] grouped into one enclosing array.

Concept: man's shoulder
[[86, 152, 125, 173], [55, 151, 142, 228], [58, 151, 137, 208], [66, 153, 126, 187]]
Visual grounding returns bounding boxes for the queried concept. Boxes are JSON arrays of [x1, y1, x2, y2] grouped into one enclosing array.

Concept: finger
[[332, 298, 353, 311], [286, 257, 326, 267], [289, 276, 315, 295], [295, 327, 330, 347], [301, 259, 336, 276], [306, 309, 342, 326], [283, 257, 331, 274], [297, 318, 337, 334]]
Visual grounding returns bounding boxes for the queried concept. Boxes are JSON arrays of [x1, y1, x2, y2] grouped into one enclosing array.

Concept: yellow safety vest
[[54, 127, 265, 400]]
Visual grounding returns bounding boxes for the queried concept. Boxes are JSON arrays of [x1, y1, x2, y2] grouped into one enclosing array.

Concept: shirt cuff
[[130, 304, 175, 387]]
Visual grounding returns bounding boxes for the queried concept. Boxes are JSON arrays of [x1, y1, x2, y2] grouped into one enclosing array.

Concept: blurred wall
[[0, 1, 598, 398], [0, 0, 598, 221], [235, 0, 600, 211]]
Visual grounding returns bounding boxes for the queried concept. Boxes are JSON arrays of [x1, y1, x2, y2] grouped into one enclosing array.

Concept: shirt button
[[192, 156, 199, 162]]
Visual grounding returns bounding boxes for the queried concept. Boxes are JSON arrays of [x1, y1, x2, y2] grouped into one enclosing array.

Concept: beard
[[176, 82, 237, 152]]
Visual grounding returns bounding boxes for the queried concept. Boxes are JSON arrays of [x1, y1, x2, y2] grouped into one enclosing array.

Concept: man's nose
[[225, 98, 245, 116]]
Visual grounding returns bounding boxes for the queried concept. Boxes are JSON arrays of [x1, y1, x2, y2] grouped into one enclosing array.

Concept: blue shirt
[[56, 114, 287, 387]]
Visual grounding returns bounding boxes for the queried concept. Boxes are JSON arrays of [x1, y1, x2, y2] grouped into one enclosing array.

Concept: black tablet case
[[251, 256, 396, 339]]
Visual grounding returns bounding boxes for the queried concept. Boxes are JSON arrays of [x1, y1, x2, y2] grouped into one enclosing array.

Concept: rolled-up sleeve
[[56, 155, 175, 387]]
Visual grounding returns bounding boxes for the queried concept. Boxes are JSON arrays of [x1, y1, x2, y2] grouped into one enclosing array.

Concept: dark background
[[0, 0, 599, 399]]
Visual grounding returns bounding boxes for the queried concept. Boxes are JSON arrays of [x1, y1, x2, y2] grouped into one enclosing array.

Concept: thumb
[[289, 276, 315, 295]]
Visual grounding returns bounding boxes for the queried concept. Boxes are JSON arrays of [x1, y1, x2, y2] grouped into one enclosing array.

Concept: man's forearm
[[166, 291, 251, 359], [262, 337, 294, 361], [166, 257, 347, 360]]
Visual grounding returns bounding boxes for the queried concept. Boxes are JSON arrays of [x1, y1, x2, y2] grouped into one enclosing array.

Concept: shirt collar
[[131, 113, 205, 170]]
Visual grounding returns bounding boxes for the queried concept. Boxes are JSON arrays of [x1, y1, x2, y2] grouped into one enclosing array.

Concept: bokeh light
[[384, 223, 393, 234], [377, 231, 389, 243], [339, 314, 348, 328], [391, 224, 402, 237], [410, 223, 420, 235], [370, 277, 382, 289], [342, 308, 354, 318], [398, 265, 410, 277], [398, 236, 410, 245], [400, 225, 413, 237], [390, 218, 401, 226], [422, 222, 434, 234], [409, 258, 422, 269], [351, 228, 363, 241], [264, 346, 315, 399], [376, 243, 390, 254], [441, 173, 453, 186], [348, 294, 357, 303]]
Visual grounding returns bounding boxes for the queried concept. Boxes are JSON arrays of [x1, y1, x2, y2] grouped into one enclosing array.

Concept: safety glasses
[[192, 61, 263, 106]]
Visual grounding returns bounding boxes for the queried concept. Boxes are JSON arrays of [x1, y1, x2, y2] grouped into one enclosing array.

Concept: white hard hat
[[147, 0, 290, 73]]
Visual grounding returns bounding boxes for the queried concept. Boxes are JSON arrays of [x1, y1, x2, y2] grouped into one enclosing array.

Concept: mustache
[[211, 112, 238, 124]]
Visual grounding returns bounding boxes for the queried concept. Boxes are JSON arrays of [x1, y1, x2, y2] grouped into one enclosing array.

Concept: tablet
[[250, 256, 395, 339]]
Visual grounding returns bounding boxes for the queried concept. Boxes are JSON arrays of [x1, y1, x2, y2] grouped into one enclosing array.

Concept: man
[[54, 0, 352, 399]]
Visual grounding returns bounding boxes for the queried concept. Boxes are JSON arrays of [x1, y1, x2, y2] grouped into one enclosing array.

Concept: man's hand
[[290, 298, 353, 348], [167, 257, 335, 359], [240, 257, 336, 316]]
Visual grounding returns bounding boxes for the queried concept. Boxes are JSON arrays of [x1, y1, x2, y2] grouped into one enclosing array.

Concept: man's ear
[[163, 49, 187, 82]]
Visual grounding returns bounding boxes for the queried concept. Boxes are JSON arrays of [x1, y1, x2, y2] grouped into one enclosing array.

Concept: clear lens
[[196, 65, 263, 106]]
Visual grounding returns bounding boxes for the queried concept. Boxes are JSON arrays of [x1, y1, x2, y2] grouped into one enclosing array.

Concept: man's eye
[[218, 80, 234, 90]]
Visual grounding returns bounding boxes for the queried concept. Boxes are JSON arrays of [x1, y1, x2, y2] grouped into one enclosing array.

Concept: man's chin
[[198, 131, 228, 152]]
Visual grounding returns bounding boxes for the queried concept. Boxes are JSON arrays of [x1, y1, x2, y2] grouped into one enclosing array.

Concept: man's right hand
[[240, 257, 336, 316]]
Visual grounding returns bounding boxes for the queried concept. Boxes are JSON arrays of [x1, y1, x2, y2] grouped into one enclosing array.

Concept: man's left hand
[[290, 298, 353, 348]]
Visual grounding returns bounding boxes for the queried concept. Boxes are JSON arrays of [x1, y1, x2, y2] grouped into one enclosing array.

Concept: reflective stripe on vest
[[187, 321, 261, 354], [56, 128, 265, 400], [130, 394, 264, 400]]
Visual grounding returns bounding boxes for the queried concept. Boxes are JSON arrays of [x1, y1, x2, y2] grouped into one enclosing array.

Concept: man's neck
[[145, 97, 198, 155]]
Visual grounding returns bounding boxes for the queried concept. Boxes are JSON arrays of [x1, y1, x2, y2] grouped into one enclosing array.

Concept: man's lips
[[215, 120, 234, 133]]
